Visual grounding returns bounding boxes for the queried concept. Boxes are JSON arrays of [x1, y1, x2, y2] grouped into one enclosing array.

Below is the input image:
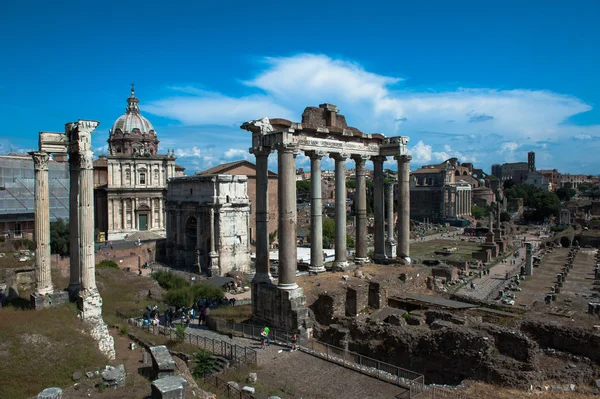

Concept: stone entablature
[[166, 175, 251, 276]]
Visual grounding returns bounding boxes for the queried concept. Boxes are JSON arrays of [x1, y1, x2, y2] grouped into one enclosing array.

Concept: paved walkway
[[457, 246, 526, 301]]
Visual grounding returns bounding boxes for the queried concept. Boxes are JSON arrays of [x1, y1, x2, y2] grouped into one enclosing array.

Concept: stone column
[[372, 156, 386, 261], [250, 147, 272, 282], [30, 151, 53, 295], [352, 155, 368, 262], [395, 155, 411, 264], [307, 151, 325, 273], [68, 146, 80, 293], [195, 208, 202, 272], [331, 153, 348, 270], [78, 131, 98, 294], [385, 182, 396, 258], [276, 143, 298, 290], [209, 206, 219, 276]]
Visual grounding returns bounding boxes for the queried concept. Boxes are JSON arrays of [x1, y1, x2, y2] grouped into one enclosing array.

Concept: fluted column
[[352, 154, 369, 262], [372, 156, 386, 261], [276, 143, 298, 289], [385, 182, 396, 258], [78, 134, 98, 292], [395, 155, 412, 264], [68, 147, 80, 292], [250, 147, 272, 282], [331, 153, 349, 269], [30, 151, 53, 295], [307, 150, 325, 273]]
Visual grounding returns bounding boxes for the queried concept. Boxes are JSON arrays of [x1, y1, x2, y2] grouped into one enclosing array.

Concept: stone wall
[[252, 282, 312, 337]]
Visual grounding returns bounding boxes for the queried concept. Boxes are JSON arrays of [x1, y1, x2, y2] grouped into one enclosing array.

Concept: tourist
[[260, 330, 267, 349], [263, 326, 270, 346], [152, 313, 160, 326], [199, 306, 205, 325], [291, 333, 297, 351], [230, 297, 236, 306]]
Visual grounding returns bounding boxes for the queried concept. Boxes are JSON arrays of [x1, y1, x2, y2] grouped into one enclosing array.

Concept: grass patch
[[209, 305, 253, 323], [0, 303, 108, 399], [411, 239, 481, 262]]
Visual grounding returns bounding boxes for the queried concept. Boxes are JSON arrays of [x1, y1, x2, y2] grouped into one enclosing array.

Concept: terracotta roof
[[175, 164, 186, 171], [197, 160, 277, 177]]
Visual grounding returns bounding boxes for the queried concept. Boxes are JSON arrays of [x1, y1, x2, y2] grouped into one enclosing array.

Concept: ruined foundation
[[30, 290, 69, 310], [80, 290, 116, 360]]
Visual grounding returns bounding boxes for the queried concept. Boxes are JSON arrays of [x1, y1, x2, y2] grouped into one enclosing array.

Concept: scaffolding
[[0, 154, 69, 237]]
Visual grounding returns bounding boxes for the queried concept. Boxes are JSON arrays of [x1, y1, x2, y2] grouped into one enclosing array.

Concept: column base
[[354, 257, 370, 265], [372, 253, 387, 264], [252, 282, 312, 340], [30, 290, 69, 310], [278, 282, 299, 290], [332, 260, 350, 271], [78, 288, 103, 319], [209, 266, 220, 277], [396, 256, 412, 266], [308, 265, 326, 273], [252, 272, 273, 283]]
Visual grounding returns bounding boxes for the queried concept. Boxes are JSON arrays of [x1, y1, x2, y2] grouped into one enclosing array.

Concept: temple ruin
[[30, 121, 115, 359], [241, 103, 411, 336]]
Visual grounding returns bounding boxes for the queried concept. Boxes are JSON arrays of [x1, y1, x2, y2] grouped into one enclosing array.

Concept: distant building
[[491, 164, 502, 179], [524, 171, 551, 191], [93, 86, 183, 240], [498, 162, 529, 182], [560, 174, 590, 188], [0, 153, 69, 239], [538, 169, 561, 191], [528, 151, 536, 172]]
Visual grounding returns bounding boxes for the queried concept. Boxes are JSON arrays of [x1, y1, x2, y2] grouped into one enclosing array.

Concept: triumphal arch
[[242, 103, 411, 337]]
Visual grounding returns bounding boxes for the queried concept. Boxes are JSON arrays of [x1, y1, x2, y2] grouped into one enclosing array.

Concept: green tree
[[323, 218, 335, 243], [346, 235, 355, 249], [192, 349, 217, 377], [500, 211, 511, 222], [555, 186, 576, 201], [471, 205, 490, 219], [296, 180, 311, 202], [50, 218, 70, 256], [346, 180, 356, 189]]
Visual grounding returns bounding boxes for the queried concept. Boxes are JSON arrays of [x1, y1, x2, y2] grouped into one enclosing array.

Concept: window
[[140, 172, 146, 185], [125, 169, 131, 184], [154, 169, 159, 182]]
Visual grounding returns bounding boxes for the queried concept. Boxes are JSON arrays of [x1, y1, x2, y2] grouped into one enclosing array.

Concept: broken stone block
[[72, 371, 82, 381], [130, 342, 137, 350], [150, 345, 176, 379], [151, 376, 186, 399], [345, 287, 357, 317], [101, 365, 126, 388], [227, 381, 239, 390], [248, 372, 257, 383], [86, 371, 94, 379], [242, 386, 256, 394], [342, 275, 350, 281], [37, 387, 62, 399]]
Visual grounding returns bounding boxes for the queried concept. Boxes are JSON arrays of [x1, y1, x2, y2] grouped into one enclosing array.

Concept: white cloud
[[175, 146, 202, 158], [223, 148, 248, 160], [141, 53, 597, 173]]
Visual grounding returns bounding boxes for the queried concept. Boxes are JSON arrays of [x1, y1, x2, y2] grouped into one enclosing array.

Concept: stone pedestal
[[151, 376, 186, 399], [251, 282, 312, 337], [345, 287, 357, 317], [368, 281, 387, 309], [30, 290, 69, 310]]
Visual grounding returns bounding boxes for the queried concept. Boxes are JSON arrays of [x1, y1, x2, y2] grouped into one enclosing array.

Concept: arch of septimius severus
[[242, 103, 411, 338], [30, 120, 115, 359]]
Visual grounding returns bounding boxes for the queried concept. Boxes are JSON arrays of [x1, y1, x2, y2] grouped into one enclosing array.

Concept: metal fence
[[201, 374, 256, 399], [116, 311, 257, 366], [206, 317, 294, 345]]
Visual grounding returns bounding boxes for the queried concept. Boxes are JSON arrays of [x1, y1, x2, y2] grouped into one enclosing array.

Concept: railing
[[201, 374, 257, 399], [116, 311, 257, 366], [206, 317, 294, 345]]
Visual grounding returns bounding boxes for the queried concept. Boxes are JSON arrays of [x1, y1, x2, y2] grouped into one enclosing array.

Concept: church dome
[[108, 85, 159, 156]]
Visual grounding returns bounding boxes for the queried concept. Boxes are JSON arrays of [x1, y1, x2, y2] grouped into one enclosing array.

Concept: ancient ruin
[[165, 174, 251, 275], [241, 104, 411, 336], [31, 121, 115, 359]]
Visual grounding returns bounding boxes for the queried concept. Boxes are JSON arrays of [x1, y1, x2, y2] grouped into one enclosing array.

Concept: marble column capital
[[371, 155, 387, 164], [78, 151, 94, 170], [351, 154, 369, 166], [330, 152, 349, 161], [305, 150, 326, 160], [30, 151, 50, 171], [394, 154, 412, 163], [250, 146, 272, 157], [274, 142, 299, 155]]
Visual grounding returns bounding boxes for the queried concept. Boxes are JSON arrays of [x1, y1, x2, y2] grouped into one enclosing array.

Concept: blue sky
[[1, 0, 599, 174]]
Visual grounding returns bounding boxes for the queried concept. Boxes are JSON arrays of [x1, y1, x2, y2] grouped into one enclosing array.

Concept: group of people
[[142, 296, 238, 329]]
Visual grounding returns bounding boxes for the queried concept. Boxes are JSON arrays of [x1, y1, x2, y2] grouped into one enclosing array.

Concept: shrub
[[97, 259, 119, 269], [190, 284, 224, 303], [192, 349, 216, 377], [175, 324, 186, 343], [153, 271, 190, 290], [119, 325, 129, 336], [13, 239, 36, 251], [164, 287, 193, 309]]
